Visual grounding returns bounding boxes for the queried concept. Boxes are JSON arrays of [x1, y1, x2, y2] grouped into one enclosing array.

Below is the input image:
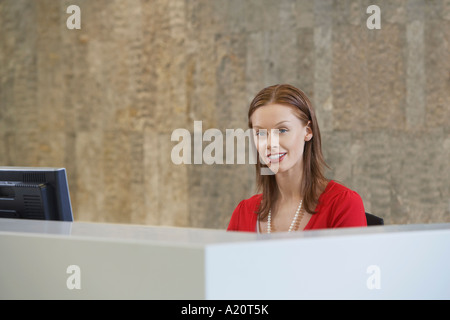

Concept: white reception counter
[[0, 218, 449, 299]]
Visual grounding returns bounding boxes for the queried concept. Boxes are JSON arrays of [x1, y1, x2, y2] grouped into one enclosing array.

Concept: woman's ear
[[305, 121, 313, 141]]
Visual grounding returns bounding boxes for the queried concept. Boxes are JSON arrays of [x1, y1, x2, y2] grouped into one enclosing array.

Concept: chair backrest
[[365, 212, 384, 226]]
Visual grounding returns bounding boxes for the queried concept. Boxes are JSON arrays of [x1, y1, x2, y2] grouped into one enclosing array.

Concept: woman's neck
[[275, 165, 303, 202]]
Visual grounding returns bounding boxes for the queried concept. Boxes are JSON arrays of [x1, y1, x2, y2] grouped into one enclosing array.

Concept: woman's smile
[[267, 152, 287, 163]]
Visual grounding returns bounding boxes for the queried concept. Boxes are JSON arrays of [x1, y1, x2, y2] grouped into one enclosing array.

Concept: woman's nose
[[266, 130, 279, 151]]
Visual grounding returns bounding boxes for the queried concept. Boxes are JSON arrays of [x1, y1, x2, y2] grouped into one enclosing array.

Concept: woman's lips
[[266, 152, 287, 163]]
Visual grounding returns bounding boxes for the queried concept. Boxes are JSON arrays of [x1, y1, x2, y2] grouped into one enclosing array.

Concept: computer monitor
[[0, 167, 73, 221]]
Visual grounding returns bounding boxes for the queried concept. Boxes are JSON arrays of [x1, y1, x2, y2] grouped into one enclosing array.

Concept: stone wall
[[0, 0, 449, 228]]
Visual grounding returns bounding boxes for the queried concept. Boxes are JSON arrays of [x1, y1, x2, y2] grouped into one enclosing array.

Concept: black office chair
[[365, 212, 384, 226]]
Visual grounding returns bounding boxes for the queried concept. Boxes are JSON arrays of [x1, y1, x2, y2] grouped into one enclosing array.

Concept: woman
[[227, 84, 367, 233]]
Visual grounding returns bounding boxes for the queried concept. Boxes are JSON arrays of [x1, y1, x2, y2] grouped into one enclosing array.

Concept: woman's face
[[250, 103, 311, 174]]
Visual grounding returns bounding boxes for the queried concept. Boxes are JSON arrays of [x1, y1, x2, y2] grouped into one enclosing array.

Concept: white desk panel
[[0, 219, 449, 299]]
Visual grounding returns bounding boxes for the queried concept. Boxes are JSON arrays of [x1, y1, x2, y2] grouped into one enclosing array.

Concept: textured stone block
[[332, 24, 370, 132], [366, 23, 406, 130]]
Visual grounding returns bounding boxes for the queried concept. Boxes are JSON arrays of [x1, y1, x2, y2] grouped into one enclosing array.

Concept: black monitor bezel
[[0, 167, 73, 222]]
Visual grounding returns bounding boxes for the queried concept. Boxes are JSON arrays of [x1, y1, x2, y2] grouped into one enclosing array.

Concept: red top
[[227, 180, 367, 232]]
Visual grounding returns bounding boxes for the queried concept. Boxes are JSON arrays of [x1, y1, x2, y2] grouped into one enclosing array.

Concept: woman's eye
[[254, 129, 287, 136]]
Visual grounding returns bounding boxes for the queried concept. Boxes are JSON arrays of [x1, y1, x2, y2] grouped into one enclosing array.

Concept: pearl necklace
[[267, 200, 303, 233]]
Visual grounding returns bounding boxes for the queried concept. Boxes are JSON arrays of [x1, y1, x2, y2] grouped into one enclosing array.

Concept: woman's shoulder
[[311, 180, 366, 228], [243, 193, 263, 205], [227, 194, 261, 232], [234, 193, 262, 213], [321, 180, 362, 202]]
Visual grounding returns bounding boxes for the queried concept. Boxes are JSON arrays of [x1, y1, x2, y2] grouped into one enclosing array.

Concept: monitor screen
[[0, 167, 73, 221]]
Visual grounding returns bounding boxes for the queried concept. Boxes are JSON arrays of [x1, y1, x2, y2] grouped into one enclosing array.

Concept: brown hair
[[248, 84, 329, 220]]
